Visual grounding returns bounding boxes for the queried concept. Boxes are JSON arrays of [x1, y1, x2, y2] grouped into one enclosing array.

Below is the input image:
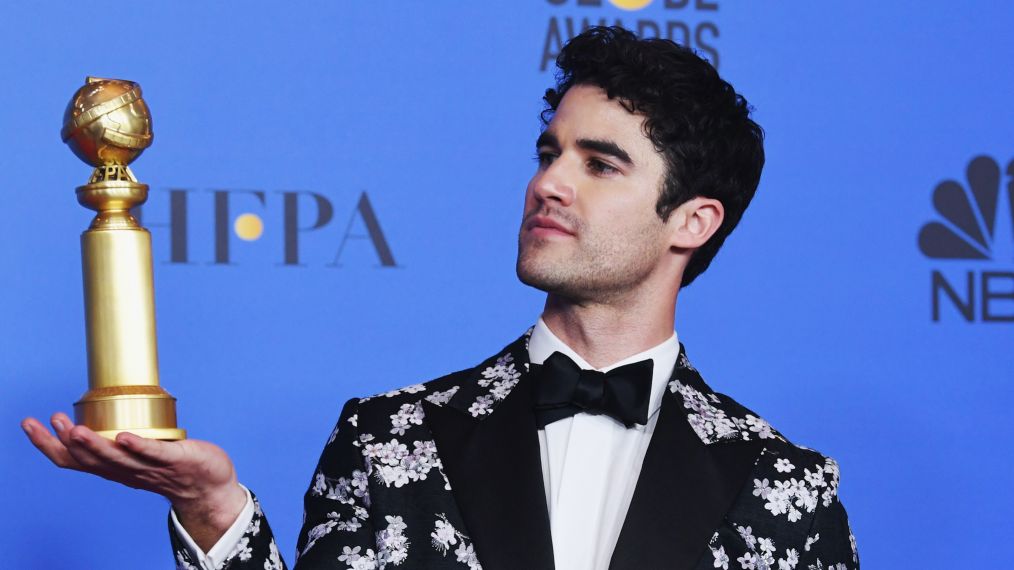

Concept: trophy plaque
[[61, 77, 186, 440]]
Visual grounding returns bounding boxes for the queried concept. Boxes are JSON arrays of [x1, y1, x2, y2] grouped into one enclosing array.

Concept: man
[[23, 26, 857, 570]]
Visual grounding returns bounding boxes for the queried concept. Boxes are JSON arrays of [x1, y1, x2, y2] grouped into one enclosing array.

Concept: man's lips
[[527, 214, 575, 237]]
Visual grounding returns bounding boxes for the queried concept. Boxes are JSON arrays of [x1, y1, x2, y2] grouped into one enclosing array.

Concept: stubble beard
[[516, 212, 667, 304]]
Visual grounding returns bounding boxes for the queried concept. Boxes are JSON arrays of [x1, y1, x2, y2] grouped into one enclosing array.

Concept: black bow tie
[[532, 351, 654, 429]]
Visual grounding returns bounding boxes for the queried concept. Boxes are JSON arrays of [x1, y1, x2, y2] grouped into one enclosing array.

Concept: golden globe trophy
[[61, 77, 186, 441]]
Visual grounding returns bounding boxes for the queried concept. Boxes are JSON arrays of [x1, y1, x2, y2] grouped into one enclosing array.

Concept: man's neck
[[541, 293, 677, 369]]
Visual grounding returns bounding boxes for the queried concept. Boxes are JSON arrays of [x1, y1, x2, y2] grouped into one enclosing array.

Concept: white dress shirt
[[529, 318, 679, 570], [175, 320, 679, 570]]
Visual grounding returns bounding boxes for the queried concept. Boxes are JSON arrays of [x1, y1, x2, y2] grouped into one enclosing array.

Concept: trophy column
[[62, 77, 186, 441]]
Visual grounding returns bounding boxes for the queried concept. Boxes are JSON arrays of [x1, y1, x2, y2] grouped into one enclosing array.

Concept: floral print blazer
[[172, 332, 859, 570]]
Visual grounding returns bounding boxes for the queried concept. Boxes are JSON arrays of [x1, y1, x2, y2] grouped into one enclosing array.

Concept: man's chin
[[516, 260, 553, 292], [516, 260, 574, 296]]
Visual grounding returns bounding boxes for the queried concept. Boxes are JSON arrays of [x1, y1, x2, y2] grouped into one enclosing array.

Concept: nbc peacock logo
[[919, 155, 1014, 322]]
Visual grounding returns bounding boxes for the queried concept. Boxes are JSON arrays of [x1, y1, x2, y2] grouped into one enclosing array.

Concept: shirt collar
[[528, 317, 680, 426]]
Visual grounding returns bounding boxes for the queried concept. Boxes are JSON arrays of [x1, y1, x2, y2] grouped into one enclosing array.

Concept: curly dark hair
[[542, 26, 765, 287]]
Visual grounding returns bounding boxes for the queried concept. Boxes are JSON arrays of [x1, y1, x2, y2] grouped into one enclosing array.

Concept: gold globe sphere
[[62, 77, 153, 168]]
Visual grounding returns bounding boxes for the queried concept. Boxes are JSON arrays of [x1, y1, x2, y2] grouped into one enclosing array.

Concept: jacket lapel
[[609, 346, 766, 570], [422, 333, 555, 570]]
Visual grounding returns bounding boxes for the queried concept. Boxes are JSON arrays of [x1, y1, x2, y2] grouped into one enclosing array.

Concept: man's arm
[[22, 411, 247, 549], [170, 488, 284, 570], [166, 398, 378, 570]]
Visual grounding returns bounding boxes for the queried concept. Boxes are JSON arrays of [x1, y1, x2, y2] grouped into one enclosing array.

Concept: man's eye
[[535, 151, 557, 168], [588, 159, 618, 175]]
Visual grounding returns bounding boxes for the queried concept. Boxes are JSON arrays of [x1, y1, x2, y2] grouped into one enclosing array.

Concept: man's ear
[[667, 197, 725, 250]]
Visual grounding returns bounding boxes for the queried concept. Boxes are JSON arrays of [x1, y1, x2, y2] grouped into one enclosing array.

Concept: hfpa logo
[[135, 189, 396, 267], [918, 155, 1014, 322]]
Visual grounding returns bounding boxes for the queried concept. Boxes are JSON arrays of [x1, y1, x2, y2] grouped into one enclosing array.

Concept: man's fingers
[[49, 414, 125, 472], [22, 417, 83, 470], [26, 413, 202, 499], [115, 431, 181, 466], [61, 426, 116, 471], [62, 424, 156, 474], [50, 412, 77, 449], [44, 412, 181, 472]]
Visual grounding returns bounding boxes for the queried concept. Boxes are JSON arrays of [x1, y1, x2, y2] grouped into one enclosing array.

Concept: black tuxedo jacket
[[171, 331, 858, 570]]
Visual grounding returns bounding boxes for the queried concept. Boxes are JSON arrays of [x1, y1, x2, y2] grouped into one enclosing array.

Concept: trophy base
[[92, 427, 188, 440], [74, 385, 187, 441]]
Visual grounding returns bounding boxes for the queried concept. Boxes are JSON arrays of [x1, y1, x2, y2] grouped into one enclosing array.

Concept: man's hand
[[21, 412, 248, 552]]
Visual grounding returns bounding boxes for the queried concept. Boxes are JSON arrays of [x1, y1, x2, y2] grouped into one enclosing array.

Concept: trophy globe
[[62, 77, 155, 227]]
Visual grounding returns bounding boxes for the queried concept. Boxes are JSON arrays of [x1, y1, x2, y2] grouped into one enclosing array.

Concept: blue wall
[[2, 1, 1012, 567]]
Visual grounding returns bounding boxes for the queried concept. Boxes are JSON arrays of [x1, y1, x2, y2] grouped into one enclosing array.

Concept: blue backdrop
[[2, 2, 1012, 567]]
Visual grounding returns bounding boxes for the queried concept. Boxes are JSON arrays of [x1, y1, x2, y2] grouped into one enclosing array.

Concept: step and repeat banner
[[2, 2, 1011, 568]]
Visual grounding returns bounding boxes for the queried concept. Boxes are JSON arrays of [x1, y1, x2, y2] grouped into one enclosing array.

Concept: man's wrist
[[172, 481, 249, 550]]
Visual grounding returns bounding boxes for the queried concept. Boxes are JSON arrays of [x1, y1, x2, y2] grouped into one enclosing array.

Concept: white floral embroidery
[[329, 423, 342, 445], [779, 549, 799, 570], [328, 409, 360, 446], [737, 551, 758, 569], [175, 552, 198, 570], [467, 394, 494, 417], [301, 514, 337, 557], [300, 509, 369, 559], [376, 515, 410, 567], [390, 402, 425, 436], [745, 414, 777, 440], [330, 411, 359, 446], [730, 524, 803, 570], [480, 353, 520, 386], [300, 468, 373, 559], [737, 525, 758, 550], [264, 541, 283, 570], [758, 537, 775, 561], [711, 544, 730, 569], [669, 379, 783, 444], [339, 546, 379, 570], [227, 536, 253, 562], [311, 469, 371, 508], [431, 514, 482, 569], [466, 353, 522, 417], [363, 438, 441, 487], [818, 458, 841, 507], [362, 383, 428, 402], [425, 386, 460, 406], [455, 543, 482, 570], [678, 351, 696, 372], [806, 564, 847, 570], [751, 456, 835, 525], [431, 517, 458, 553]]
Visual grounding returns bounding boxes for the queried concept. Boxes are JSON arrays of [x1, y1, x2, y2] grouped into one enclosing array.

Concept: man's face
[[517, 84, 672, 302]]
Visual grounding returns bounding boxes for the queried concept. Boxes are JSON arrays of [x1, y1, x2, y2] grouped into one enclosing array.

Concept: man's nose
[[533, 161, 576, 207]]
